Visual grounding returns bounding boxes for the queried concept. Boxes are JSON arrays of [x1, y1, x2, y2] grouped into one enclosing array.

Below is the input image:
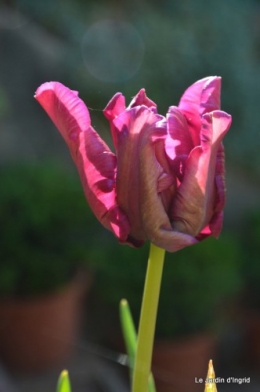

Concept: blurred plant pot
[[243, 309, 260, 369], [152, 333, 216, 392], [0, 270, 92, 373]]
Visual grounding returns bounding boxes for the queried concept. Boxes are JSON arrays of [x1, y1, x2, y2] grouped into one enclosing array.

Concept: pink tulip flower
[[35, 77, 231, 252]]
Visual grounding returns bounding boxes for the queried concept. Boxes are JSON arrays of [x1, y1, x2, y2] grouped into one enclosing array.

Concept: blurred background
[[1, 0, 260, 391]]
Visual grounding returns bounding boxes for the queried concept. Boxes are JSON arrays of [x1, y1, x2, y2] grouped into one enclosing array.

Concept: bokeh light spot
[[81, 19, 145, 83]]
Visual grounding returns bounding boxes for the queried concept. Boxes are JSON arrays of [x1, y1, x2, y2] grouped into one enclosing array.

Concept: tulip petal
[[35, 82, 90, 148], [103, 89, 157, 152], [170, 110, 231, 238], [113, 106, 164, 239], [214, 142, 226, 214], [154, 140, 176, 212], [128, 88, 157, 110], [178, 76, 221, 146], [165, 106, 193, 180], [139, 135, 198, 252], [35, 82, 130, 241], [199, 140, 226, 239], [103, 92, 126, 120], [103, 92, 126, 150], [113, 105, 197, 252]]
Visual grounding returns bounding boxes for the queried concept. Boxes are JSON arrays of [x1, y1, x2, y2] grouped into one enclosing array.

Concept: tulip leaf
[[56, 370, 71, 392], [119, 299, 156, 392], [119, 299, 137, 368]]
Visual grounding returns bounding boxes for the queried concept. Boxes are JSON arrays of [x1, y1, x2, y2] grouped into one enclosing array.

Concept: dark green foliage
[[0, 162, 100, 296], [157, 234, 242, 337], [89, 234, 242, 338]]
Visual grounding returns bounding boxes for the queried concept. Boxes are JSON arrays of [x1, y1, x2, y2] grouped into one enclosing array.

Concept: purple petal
[[178, 76, 221, 146], [103, 92, 126, 120], [112, 105, 197, 252], [154, 140, 176, 212], [103, 89, 157, 152], [214, 142, 226, 214], [103, 92, 126, 150], [165, 106, 193, 180], [113, 106, 164, 239], [35, 82, 130, 241], [35, 82, 90, 147], [170, 110, 231, 238], [128, 88, 157, 111]]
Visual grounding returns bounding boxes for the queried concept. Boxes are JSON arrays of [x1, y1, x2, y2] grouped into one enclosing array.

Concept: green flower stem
[[132, 243, 165, 392]]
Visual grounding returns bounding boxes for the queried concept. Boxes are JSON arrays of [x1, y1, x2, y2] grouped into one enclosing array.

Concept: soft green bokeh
[[89, 233, 243, 339], [0, 162, 100, 296]]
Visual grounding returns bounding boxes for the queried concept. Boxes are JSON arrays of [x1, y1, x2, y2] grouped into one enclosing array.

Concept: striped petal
[[178, 76, 221, 146], [165, 106, 193, 180], [35, 82, 130, 241], [170, 110, 231, 238], [113, 105, 197, 252], [103, 92, 126, 150]]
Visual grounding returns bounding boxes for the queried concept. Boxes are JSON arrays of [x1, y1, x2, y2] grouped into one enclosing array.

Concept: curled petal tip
[[203, 110, 231, 121], [202, 110, 232, 145], [128, 88, 157, 110], [35, 81, 80, 100], [34, 81, 53, 97], [193, 76, 221, 90], [35, 81, 91, 146], [178, 76, 222, 147], [103, 92, 125, 120], [203, 75, 221, 84]]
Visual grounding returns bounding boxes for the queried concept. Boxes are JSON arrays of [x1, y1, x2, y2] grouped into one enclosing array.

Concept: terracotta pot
[[243, 309, 260, 368], [0, 270, 91, 373], [152, 334, 216, 392]]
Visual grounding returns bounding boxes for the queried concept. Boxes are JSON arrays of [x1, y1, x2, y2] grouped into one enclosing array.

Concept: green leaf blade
[[56, 370, 71, 392]]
